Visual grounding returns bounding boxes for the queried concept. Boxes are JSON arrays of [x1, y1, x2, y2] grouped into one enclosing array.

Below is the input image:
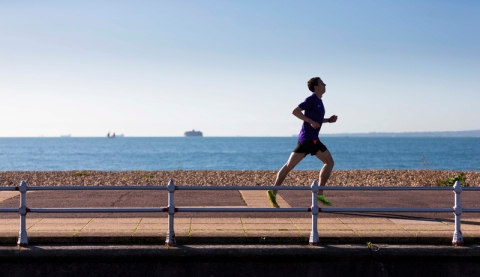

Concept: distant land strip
[[320, 129, 480, 137]]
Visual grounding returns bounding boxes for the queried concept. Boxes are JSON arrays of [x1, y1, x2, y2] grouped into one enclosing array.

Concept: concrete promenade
[[1, 189, 480, 245], [1, 216, 480, 245], [2, 190, 480, 276]]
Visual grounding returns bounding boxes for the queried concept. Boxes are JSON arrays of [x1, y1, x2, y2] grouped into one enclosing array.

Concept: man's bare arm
[[292, 106, 320, 129]]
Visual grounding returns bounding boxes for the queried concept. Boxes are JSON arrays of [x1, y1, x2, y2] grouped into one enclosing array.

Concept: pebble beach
[[1, 170, 479, 187]]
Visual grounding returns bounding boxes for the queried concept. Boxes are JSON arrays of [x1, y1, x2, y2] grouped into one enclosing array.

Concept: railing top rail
[[0, 208, 18, 213], [175, 186, 311, 191], [176, 186, 456, 191], [177, 207, 310, 212], [27, 186, 168, 191], [318, 186, 455, 191], [7, 185, 473, 191], [0, 187, 17, 191], [320, 207, 453, 213], [28, 208, 167, 213], [6, 206, 480, 213]]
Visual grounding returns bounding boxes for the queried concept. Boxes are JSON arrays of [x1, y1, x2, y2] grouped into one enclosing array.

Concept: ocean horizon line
[[1, 129, 480, 139]]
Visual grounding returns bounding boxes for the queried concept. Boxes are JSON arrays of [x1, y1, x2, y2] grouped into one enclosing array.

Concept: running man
[[267, 77, 337, 208]]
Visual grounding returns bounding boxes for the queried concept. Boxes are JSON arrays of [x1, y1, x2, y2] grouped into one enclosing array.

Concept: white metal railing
[[1, 180, 479, 247]]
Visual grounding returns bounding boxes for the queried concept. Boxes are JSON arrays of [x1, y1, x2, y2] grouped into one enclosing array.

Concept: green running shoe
[[266, 190, 280, 208], [317, 194, 332, 206]]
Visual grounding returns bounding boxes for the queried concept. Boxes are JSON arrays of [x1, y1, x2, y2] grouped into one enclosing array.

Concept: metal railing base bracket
[[165, 234, 177, 247], [452, 231, 464, 246]]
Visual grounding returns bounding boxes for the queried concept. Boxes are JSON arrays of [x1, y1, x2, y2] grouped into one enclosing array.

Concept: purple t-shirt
[[297, 94, 325, 142]]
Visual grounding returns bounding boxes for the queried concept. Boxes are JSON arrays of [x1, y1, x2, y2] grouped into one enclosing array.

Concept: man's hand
[[310, 121, 321, 129], [329, 115, 338, 123]]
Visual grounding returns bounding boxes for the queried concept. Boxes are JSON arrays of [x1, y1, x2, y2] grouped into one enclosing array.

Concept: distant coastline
[[320, 129, 480, 137], [0, 129, 479, 138]]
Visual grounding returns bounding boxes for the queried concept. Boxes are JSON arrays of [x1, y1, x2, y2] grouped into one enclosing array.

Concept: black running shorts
[[293, 140, 328, 156]]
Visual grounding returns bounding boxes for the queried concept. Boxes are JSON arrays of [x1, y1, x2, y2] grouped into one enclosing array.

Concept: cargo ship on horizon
[[184, 129, 203, 137]]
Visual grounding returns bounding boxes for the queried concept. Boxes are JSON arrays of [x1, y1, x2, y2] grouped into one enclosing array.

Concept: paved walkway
[[1, 216, 480, 244], [1, 191, 480, 245]]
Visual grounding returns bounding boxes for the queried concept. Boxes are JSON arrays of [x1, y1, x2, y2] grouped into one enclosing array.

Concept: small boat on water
[[184, 130, 203, 137], [107, 132, 124, 138]]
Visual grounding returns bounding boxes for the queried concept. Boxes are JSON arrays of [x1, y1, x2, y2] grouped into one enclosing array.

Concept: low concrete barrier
[[1, 244, 479, 277]]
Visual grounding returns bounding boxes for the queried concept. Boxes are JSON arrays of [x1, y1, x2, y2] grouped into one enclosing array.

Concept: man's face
[[315, 81, 326, 96]]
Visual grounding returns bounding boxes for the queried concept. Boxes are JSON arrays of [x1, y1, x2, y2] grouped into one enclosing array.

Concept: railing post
[[309, 180, 319, 245], [165, 180, 176, 246], [17, 180, 28, 247], [452, 181, 464, 246]]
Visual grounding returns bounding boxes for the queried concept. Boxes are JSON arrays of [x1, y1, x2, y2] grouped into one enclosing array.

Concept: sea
[[0, 137, 479, 171]]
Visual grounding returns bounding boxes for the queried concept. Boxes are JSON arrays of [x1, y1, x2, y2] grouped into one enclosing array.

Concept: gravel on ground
[[1, 170, 478, 187]]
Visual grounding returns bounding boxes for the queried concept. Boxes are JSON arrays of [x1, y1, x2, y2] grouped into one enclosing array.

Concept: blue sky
[[1, 0, 479, 137]]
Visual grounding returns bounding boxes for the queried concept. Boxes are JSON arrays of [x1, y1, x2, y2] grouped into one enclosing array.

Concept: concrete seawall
[[1, 244, 480, 277]]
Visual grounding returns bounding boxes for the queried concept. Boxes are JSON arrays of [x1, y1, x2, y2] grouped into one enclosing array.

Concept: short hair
[[307, 77, 323, 92]]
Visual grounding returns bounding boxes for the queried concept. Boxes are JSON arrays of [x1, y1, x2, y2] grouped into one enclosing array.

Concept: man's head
[[307, 77, 326, 96]]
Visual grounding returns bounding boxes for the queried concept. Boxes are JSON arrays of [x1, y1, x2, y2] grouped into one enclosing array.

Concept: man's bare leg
[[272, 152, 305, 195], [314, 150, 334, 195]]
